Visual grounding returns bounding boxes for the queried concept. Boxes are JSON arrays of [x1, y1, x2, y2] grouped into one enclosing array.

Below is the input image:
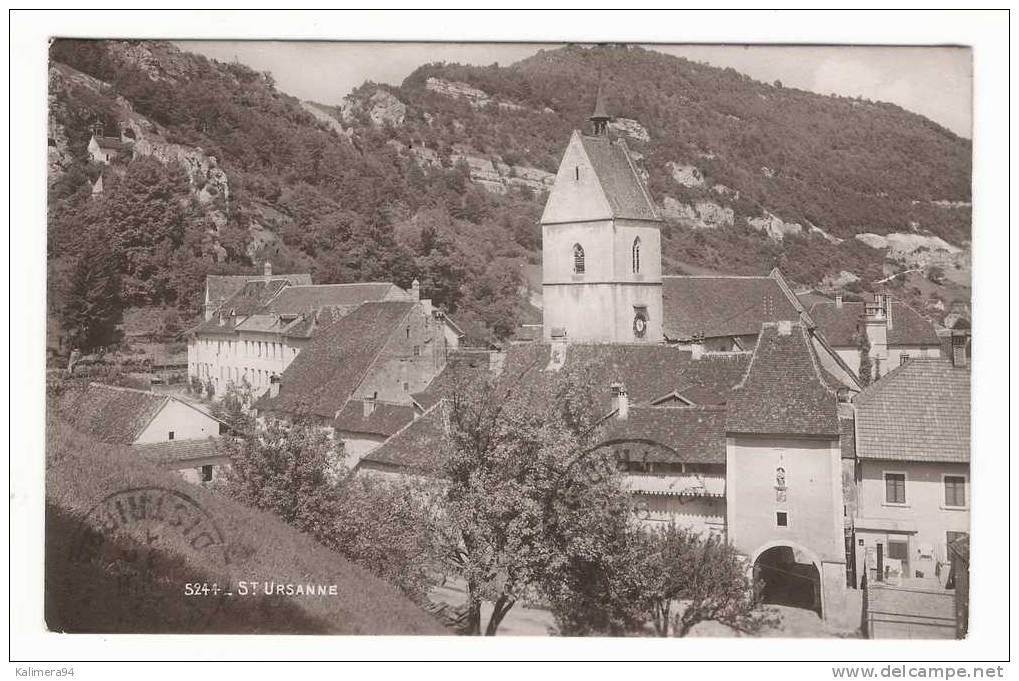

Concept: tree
[[857, 329, 873, 386], [434, 359, 619, 635], [209, 381, 256, 435], [59, 233, 124, 353], [643, 525, 770, 637], [219, 420, 344, 539], [329, 474, 441, 602]]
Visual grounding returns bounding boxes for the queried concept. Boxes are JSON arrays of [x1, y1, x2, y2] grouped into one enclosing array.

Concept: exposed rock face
[[132, 131, 229, 208], [661, 197, 734, 229], [855, 232, 965, 270], [300, 101, 351, 138], [341, 89, 406, 126], [426, 77, 492, 107], [607, 117, 650, 142], [807, 221, 843, 244], [747, 212, 803, 240], [448, 148, 554, 194], [425, 77, 535, 114], [666, 162, 705, 188]]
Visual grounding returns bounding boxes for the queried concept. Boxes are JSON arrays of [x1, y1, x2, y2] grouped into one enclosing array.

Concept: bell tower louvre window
[[573, 244, 585, 274], [632, 237, 641, 274]]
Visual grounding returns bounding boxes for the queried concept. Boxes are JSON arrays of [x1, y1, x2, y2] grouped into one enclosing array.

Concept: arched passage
[[751, 543, 823, 615]]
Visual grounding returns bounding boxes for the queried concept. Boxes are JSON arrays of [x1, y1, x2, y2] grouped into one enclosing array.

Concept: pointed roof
[[590, 86, 610, 122], [726, 322, 840, 436], [578, 134, 660, 221]]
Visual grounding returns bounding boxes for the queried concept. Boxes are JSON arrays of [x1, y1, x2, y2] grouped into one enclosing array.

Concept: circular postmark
[[70, 486, 230, 632]]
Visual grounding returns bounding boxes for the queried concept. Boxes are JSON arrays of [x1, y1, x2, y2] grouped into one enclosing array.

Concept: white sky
[[175, 41, 972, 138]]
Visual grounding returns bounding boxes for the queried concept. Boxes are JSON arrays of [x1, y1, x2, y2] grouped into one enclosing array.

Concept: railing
[[623, 473, 725, 497]]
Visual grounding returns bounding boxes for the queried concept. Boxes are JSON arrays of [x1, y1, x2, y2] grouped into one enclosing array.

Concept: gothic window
[[632, 237, 641, 274], [573, 244, 585, 274]]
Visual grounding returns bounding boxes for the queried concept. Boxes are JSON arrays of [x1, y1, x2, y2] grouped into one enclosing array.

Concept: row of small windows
[[883, 472, 967, 508], [571, 238, 642, 275]]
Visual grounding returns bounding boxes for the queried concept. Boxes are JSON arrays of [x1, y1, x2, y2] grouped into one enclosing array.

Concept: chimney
[[363, 393, 377, 418], [951, 332, 970, 368], [778, 320, 793, 336], [269, 373, 281, 398], [611, 382, 629, 420], [835, 292, 843, 309], [411, 279, 420, 301], [690, 332, 705, 360], [263, 261, 272, 277]]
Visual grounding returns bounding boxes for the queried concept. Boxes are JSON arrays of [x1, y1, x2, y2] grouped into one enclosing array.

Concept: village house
[[87, 123, 134, 165], [187, 263, 460, 399], [807, 293, 942, 380], [255, 298, 454, 466], [55, 382, 231, 484], [850, 357, 970, 587]]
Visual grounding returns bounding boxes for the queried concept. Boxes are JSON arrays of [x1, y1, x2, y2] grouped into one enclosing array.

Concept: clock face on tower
[[633, 308, 649, 338]]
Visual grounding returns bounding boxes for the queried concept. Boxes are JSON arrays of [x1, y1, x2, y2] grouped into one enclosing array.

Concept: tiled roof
[[501, 343, 749, 412], [602, 406, 727, 464], [55, 383, 168, 444], [579, 135, 660, 222], [135, 438, 225, 466], [333, 401, 416, 438], [93, 135, 133, 151], [411, 352, 494, 411], [357, 403, 448, 473], [809, 300, 940, 347], [796, 290, 834, 309], [205, 273, 311, 311], [264, 302, 415, 419], [662, 276, 800, 341], [726, 323, 840, 436], [854, 358, 969, 463], [265, 283, 404, 315]]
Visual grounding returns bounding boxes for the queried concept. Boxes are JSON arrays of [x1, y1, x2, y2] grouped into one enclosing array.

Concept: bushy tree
[[59, 232, 124, 353], [209, 381, 256, 435], [857, 330, 873, 386], [220, 420, 344, 539], [642, 524, 771, 637]]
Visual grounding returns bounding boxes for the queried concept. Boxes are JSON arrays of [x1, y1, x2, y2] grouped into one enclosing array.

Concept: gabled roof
[[135, 438, 225, 466], [357, 403, 448, 474], [204, 273, 311, 312], [602, 406, 727, 464], [333, 400, 417, 439], [262, 301, 415, 419], [854, 359, 969, 463], [726, 322, 840, 436], [56, 383, 168, 445], [265, 283, 405, 315], [662, 275, 800, 341], [92, 135, 133, 151], [578, 135, 660, 222], [216, 279, 292, 317], [809, 300, 940, 347], [501, 343, 749, 411]]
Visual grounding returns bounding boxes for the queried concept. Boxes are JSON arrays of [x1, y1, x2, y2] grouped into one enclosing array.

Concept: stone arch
[[749, 540, 824, 615]]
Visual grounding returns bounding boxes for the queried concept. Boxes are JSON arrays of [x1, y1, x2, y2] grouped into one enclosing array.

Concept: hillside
[[47, 40, 971, 348], [45, 414, 446, 634]]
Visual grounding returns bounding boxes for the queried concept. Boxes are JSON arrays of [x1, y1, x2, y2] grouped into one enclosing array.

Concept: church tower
[[540, 89, 663, 344]]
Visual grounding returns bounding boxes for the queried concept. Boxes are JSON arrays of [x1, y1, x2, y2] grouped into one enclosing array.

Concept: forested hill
[[47, 40, 971, 347]]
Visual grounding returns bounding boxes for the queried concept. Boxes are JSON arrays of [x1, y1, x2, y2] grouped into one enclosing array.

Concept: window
[[900, 354, 911, 366], [201, 465, 213, 483], [573, 244, 585, 274], [885, 472, 906, 504], [632, 237, 641, 273], [574, 165, 580, 181], [413, 345, 421, 357], [168, 431, 175, 441], [403, 381, 410, 392], [776, 511, 788, 527], [944, 475, 966, 508]]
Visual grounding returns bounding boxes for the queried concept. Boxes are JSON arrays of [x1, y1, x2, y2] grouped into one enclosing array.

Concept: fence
[[863, 580, 957, 639]]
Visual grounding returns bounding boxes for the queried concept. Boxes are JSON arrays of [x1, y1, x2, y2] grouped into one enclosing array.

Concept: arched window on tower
[[573, 243, 585, 274], [632, 237, 641, 274]]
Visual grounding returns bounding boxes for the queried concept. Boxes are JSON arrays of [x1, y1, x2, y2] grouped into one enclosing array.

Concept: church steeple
[[589, 86, 611, 136]]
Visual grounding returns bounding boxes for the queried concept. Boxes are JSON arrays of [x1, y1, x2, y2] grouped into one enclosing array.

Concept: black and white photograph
[[8, 8, 1012, 675]]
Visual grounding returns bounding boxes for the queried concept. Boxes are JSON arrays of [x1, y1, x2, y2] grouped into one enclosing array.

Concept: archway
[[752, 544, 822, 615]]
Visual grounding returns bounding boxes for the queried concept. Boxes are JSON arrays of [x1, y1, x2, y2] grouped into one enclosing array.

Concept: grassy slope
[[45, 416, 446, 635]]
